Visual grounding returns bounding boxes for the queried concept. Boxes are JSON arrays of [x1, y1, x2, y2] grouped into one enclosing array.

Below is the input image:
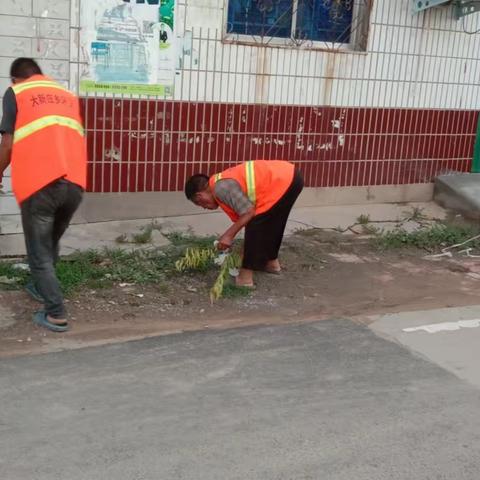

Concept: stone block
[[0, 78, 11, 95], [37, 18, 69, 39], [33, 0, 70, 20], [0, 214, 22, 235], [0, 37, 32, 58], [35, 39, 70, 60], [434, 173, 480, 219], [0, 196, 19, 216], [0, 0, 31, 16], [38, 59, 69, 80], [0, 15, 36, 37]]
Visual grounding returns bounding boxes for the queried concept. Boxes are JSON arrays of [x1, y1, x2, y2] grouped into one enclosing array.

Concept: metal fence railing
[[3, 0, 480, 199], [77, 0, 480, 193]]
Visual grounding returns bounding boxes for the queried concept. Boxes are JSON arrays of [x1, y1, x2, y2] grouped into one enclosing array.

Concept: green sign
[[80, 80, 173, 96]]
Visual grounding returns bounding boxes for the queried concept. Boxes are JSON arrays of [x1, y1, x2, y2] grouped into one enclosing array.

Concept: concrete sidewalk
[[0, 202, 447, 257]]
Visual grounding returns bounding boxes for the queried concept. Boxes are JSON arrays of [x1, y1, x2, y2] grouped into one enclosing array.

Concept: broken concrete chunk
[[0, 276, 20, 285]]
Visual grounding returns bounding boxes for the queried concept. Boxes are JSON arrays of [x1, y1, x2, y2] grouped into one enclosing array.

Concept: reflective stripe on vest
[[213, 162, 257, 204], [12, 80, 69, 95], [245, 160, 256, 204], [14, 115, 84, 144]]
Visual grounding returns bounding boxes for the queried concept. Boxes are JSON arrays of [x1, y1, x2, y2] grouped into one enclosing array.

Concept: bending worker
[[0, 58, 87, 332], [185, 160, 303, 287]]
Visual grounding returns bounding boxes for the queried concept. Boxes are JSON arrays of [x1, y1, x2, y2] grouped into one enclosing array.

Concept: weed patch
[[0, 263, 29, 289], [357, 214, 371, 225], [374, 223, 480, 251], [165, 231, 217, 249], [0, 232, 221, 296], [131, 225, 153, 244], [222, 283, 252, 299]]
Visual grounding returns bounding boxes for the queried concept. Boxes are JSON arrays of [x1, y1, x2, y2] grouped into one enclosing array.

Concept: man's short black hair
[[185, 174, 209, 200], [10, 58, 42, 80]]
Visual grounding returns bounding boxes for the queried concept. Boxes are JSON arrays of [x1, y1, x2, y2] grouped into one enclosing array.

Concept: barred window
[[226, 0, 369, 50]]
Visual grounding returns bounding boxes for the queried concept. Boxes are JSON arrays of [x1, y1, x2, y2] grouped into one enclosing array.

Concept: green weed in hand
[[174, 246, 242, 302], [209, 252, 241, 304], [175, 247, 216, 272]]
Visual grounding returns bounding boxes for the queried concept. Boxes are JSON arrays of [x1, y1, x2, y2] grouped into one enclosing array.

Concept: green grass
[[405, 206, 427, 222], [361, 224, 380, 235], [375, 223, 480, 251], [221, 283, 252, 299], [165, 231, 217, 249], [131, 225, 153, 244], [55, 251, 107, 294], [356, 214, 371, 225], [0, 263, 30, 289], [0, 232, 221, 296]]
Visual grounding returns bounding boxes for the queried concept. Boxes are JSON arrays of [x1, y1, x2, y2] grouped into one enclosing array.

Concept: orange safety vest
[[209, 160, 295, 222], [11, 74, 87, 204]]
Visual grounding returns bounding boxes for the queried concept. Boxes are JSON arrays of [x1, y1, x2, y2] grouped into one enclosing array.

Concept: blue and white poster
[[80, 0, 176, 96]]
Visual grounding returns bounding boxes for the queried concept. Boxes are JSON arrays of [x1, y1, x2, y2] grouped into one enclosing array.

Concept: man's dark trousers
[[21, 179, 83, 319]]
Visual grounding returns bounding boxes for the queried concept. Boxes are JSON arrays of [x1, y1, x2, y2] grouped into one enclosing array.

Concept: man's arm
[[0, 133, 13, 185], [0, 87, 17, 187], [218, 207, 255, 250], [214, 179, 256, 250]]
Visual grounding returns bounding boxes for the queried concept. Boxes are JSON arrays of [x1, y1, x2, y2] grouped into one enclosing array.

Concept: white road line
[[403, 319, 480, 334]]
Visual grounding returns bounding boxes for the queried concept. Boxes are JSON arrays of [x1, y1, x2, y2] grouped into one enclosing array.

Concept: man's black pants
[[21, 179, 83, 319], [243, 169, 304, 271]]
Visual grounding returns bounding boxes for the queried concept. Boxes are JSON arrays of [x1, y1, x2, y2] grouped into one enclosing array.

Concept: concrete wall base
[[0, 184, 434, 235], [76, 184, 434, 223]]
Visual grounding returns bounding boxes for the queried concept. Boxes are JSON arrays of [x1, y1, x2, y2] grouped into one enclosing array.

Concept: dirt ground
[[2, 229, 480, 358]]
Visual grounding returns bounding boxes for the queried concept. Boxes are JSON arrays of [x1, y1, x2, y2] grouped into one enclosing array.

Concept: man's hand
[[216, 208, 255, 251], [217, 233, 234, 251]]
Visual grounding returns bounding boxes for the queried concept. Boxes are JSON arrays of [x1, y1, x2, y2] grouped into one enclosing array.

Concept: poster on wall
[[79, 0, 176, 97]]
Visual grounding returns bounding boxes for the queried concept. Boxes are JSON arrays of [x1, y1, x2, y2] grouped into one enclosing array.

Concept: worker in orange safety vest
[[185, 160, 304, 287], [0, 58, 87, 332]]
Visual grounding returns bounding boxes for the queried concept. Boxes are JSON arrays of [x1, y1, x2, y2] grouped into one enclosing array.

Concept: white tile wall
[[0, 0, 31, 17], [0, 0, 72, 221], [0, 15, 37, 38], [0, 37, 33, 59], [33, 0, 70, 20], [181, 0, 480, 109]]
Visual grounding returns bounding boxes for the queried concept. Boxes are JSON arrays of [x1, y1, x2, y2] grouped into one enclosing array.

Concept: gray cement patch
[[0, 303, 16, 329], [370, 305, 480, 389]]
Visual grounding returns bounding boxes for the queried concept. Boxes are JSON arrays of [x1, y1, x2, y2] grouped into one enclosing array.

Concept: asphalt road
[[1, 319, 480, 479]]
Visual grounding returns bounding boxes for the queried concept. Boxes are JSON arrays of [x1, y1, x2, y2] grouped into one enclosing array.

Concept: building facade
[[0, 0, 479, 230]]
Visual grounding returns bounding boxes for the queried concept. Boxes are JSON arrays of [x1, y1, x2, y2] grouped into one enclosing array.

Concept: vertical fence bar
[[78, 0, 480, 196], [92, 93, 98, 192], [111, 94, 116, 192], [214, 28, 225, 171], [207, 28, 219, 173], [151, 95, 159, 191], [471, 115, 480, 173]]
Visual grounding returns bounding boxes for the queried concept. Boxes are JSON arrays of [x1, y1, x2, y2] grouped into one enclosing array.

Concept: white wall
[[0, 0, 72, 232], [174, 0, 480, 109]]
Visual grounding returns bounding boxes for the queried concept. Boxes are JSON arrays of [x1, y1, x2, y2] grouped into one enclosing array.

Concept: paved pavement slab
[[0, 202, 446, 256], [1, 320, 480, 479], [370, 305, 480, 389]]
